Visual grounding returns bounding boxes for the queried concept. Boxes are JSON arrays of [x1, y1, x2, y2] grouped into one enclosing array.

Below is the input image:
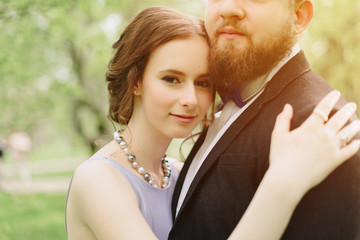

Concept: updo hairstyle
[[106, 6, 208, 125]]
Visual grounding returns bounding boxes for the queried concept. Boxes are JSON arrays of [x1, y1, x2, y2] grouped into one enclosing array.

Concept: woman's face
[[133, 36, 212, 140]]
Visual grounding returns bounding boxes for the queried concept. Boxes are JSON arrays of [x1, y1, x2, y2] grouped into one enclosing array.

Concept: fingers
[[336, 120, 360, 147], [334, 120, 360, 166], [305, 90, 341, 125], [272, 104, 293, 134], [325, 102, 357, 132], [337, 139, 360, 165]]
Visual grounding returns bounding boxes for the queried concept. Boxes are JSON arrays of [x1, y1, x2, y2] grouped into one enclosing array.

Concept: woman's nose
[[179, 84, 198, 109]]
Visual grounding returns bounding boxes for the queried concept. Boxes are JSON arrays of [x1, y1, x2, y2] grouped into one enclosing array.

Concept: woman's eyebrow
[[159, 70, 209, 78], [159, 69, 186, 76]]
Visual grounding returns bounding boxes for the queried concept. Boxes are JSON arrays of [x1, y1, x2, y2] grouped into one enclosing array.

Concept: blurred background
[[0, 0, 359, 239]]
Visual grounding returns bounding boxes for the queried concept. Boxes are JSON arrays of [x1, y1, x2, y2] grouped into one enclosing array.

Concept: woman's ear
[[293, 0, 314, 34], [133, 81, 142, 95]]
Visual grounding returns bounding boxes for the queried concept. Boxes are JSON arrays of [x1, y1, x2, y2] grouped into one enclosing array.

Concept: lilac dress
[[66, 157, 179, 240]]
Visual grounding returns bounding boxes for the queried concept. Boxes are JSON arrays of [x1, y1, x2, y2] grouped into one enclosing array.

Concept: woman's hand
[[269, 90, 360, 194], [229, 90, 360, 240]]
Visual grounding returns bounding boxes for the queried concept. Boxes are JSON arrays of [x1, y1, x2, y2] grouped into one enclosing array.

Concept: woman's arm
[[67, 91, 359, 240], [229, 90, 360, 239], [68, 160, 158, 240]]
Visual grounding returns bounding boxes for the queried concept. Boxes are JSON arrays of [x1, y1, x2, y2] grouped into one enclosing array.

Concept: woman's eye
[[162, 76, 180, 84], [196, 79, 212, 88]]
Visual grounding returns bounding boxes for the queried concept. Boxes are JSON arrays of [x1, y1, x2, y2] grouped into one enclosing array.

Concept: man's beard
[[209, 22, 296, 98]]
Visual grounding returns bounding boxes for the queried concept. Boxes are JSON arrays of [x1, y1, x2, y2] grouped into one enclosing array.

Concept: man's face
[[206, 0, 295, 52], [205, 0, 297, 91]]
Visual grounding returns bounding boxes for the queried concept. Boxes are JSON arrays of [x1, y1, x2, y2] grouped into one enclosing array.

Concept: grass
[[0, 193, 67, 240], [32, 170, 75, 179], [0, 131, 191, 240]]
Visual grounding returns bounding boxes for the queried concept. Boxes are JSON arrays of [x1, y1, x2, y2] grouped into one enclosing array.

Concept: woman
[[65, 6, 360, 240]]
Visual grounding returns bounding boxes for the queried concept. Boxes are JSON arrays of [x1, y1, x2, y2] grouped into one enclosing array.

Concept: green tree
[[301, 0, 360, 105], [0, 0, 206, 155], [0, 0, 358, 156]]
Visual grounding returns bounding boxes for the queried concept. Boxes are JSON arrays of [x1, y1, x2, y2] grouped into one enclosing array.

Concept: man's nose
[[219, 0, 245, 20]]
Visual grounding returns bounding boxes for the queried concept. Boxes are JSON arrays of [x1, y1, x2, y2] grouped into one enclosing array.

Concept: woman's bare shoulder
[[71, 158, 135, 198], [68, 157, 157, 239]]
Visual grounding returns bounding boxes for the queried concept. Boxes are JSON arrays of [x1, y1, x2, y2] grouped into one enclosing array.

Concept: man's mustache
[[214, 21, 251, 38]]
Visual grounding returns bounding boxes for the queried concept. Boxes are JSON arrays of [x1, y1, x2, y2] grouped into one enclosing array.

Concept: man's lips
[[218, 27, 246, 39], [170, 114, 197, 123]]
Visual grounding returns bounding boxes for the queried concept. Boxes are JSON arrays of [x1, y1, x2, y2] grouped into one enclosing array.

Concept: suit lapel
[[174, 51, 311, 222], [171, 127, 208, 218]]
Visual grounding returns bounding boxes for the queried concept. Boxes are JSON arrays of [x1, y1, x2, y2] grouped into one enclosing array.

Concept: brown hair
[[106, 6, 209, 125]]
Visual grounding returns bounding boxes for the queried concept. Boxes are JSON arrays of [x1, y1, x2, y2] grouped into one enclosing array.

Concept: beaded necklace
[[113, 130, 171, 188]]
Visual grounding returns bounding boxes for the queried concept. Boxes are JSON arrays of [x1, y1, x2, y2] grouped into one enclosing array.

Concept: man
[[169, 0, 360, 239]]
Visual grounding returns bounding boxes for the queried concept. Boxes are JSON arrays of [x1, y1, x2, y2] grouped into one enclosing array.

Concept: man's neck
[[240, 44, 301, 102]]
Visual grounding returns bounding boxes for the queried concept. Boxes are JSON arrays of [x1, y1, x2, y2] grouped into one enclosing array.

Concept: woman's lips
[[170, 114, 197, 123]]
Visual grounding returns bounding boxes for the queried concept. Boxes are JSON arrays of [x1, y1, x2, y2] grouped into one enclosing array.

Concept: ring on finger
[[339, 131, 349, 148], [313, 108, 329, 122]]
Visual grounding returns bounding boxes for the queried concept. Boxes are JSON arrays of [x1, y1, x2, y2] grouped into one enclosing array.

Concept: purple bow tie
[[219, 88, 246, 108]]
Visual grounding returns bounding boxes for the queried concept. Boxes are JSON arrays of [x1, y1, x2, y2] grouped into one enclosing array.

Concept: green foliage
[[0, 1, 358, 239], [301, 0, 360, 105], [0, 0, 207, 155], [0, 0, 358, 156], [0, 193, 67, 240]]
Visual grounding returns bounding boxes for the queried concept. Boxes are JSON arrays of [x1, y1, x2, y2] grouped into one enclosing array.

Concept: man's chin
[[215, 37, 249, 51]]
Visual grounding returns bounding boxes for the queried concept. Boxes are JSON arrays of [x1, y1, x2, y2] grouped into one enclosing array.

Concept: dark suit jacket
[[169, 51, 360, 240]]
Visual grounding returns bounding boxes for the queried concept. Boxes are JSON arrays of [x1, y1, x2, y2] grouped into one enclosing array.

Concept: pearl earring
[[133, 90, 138, 94]]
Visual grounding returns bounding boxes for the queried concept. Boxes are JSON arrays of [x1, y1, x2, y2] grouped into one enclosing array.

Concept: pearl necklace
[[113, 130, 171, 188]]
